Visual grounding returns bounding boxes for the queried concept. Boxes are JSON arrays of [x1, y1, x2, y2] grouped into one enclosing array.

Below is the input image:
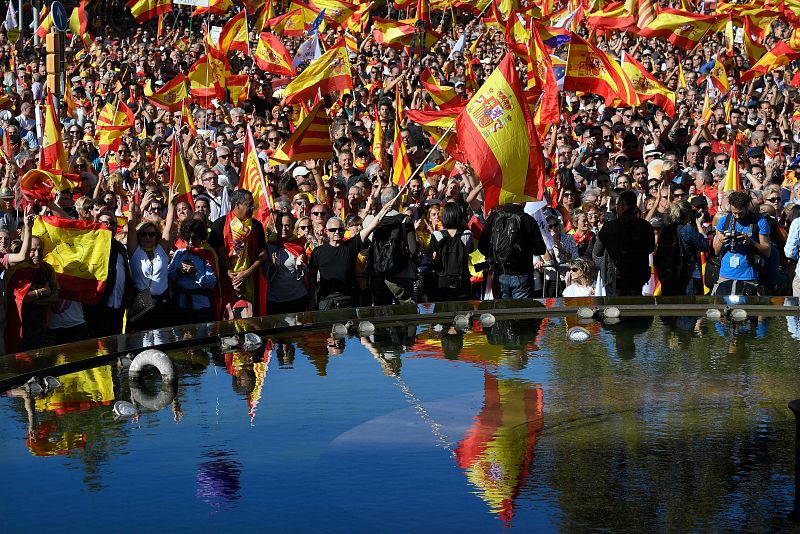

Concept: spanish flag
[[20, 169, 76, 203], [41, 91, 68, 173], [145, 74, 188, 112], [218, 10, 249, 54], [182, 99, 197, 137], [311, 0, 357, 25], [723, 142, 741, 192], [639, 9, 724, 50], [742, 17, 767, 64], [420, 67, 461, 108], [34, 6, 52, 39], [32, 216, 112, 305], [405, 107, 461, 131], [372, 18, 441, 50], [254, 32, 296, 76], [188, 55, 226, 108], [392, 119, 412, 187], [127, 0, 172, 24], [96, 100, 134, 155], [270, 99, 333, 163], [708, 56, 730, 93], [585, 1, 634, 30], [170, 138, 194, 209], [740, 41, 800, 83], [68, 0, 92, 51], [255, 0, 275, 31], [346, 1, 373, 34], [269, 8, 313, 36], [282, 45, 352, 105], [240, 125, 273, 227], [564, 33, 639, 108], [194, 0, 231, 16], [621, 52, 676, 116], [227, 74, 250, 107], [456, 53, 543, 213]]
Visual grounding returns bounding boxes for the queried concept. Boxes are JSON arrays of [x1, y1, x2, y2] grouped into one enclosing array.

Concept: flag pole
[[400, 122, 455, 188]]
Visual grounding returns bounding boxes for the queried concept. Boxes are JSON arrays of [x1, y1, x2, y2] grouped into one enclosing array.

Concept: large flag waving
[[564, 33, 639, 108], [31, 216, 112, 305], [456, 53, 544, 214], [392, 120, 412, 187], [145, 74, 189, 112], [740, 41, 800, 83], [270, 99, 333, 163], [127, 0, 171, 24], [255, 32, 296, 76], [621, 52, 676, 116], [96, 100, 135, 155], [639, 9, 723, 50], [218, 10, 249, 53], [282, 45, 352, 104]]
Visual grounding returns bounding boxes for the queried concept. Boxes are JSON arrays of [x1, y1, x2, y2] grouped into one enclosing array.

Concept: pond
[[1, 309, 799, 532]]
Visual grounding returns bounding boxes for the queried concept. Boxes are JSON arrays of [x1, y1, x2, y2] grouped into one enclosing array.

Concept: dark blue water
[[1, 314, 799, 532]]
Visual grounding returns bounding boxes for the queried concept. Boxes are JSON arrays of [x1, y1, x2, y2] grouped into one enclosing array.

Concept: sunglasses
[[268, 137, 279, 142], [767, 197, 781, 202], [311, 212, 326, 216], [547, 223, 559, 229], [219, 154, 230, 159], [139, 231, 158, 237], [327, 227, 345, 234], [570, 267, 580, 272], [299, 225, 312, 230], [717, 159, 729, 164]]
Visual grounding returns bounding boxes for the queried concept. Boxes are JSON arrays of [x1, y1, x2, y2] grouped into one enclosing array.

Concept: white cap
[[293, 166, 310, 178]]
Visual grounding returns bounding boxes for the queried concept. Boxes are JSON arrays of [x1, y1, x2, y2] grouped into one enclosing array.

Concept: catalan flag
[[218, 10, 249, 54], [145, 74, 189, 112], [41, 91, 68, 172], [127, 0, 171, 24], [723, 142, 741, 192], [240, 125, 273, 227], [636, 0, 656, 30], [282, 45, 352, 104], [456, 53, 544, 213], [621, 52, 676, 116], [254, 32, 296, 76], [740, 41, 800, 83], [270, 99, 333, 163], [639, 9, 724, 50], [392, 119, 412, 187], [31, 215, 111, 305], [96, 100, 134, 155], [170, 138, 194, 209], [564, 33, 639, 108]]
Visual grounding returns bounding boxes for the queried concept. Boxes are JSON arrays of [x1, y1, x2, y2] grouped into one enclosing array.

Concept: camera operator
[[711, 191, 772, 296]]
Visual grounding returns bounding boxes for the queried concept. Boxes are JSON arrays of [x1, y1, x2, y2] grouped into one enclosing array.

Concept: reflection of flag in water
[[248, 342, 273, 423], [455, 372, 543, 525]]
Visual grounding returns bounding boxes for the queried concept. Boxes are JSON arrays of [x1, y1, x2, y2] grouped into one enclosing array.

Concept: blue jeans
[[498, 274, 533, 299]]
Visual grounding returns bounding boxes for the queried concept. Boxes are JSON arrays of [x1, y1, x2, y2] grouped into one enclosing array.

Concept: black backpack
[[434, 231, 468, 289], [490, 211, 522, 270], [370, 216, 407, 275], [653, 224, 691, 291]]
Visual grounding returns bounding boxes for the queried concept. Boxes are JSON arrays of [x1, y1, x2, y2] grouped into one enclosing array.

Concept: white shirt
[[108, 253, 126, 308], [562, 284, 594, 297], [131, 245, 169, 297], [48, 299, 84, 329]]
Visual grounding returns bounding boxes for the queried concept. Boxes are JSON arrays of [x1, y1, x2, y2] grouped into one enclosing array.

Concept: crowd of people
[[1, 0, 800, 355]]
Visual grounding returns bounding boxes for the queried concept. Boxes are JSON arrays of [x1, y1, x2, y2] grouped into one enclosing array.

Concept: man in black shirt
[[593, 190, 656, 296], [478, 203, 547, 299], [310, 197, 395, 310]]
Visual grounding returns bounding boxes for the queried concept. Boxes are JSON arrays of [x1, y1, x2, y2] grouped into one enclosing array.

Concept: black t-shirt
[[310, 235, 363, 298]]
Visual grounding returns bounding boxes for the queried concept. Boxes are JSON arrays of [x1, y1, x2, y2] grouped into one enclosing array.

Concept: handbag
[[128, 288, 155, 324]]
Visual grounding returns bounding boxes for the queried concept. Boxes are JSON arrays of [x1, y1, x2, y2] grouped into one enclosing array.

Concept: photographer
[[711, 192, 772, 296]]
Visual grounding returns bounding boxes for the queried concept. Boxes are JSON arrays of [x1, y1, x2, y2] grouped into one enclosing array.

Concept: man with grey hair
[[363, 186, 419, 305], [214, 145, 238, 189]]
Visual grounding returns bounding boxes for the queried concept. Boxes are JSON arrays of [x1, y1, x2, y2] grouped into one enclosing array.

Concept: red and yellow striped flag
[[621, 52, 676, 116], [218, 10, 249, 54], [270, 99, 333, 163], [127, 0, 171, 24], [41, 91, 68, 172], [740, 41, 800, 83], [96, 100, 134, 155], [723, 142, 741, 192], [564, 32, 639, 108], [420, 67, 461, 108], [283, 45, 352, 104], [240, 126, 273, 226], [145, 74, 188, 112], [170, 138, 194, 209], [392, 119, 412, 187], [639, 9, 724, 50], [254, 32, 296, 76], [456, 53, 544, 213], [227, 74, 250, 107], [32, 215, 111, 305], [636, 0, 656, 30]]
